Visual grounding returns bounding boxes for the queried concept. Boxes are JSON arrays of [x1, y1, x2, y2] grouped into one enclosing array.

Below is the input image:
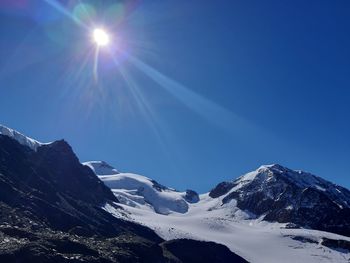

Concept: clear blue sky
[[0, 0, 349, 193]]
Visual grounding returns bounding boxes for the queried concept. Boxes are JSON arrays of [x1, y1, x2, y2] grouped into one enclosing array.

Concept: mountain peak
[[0, 124, 43, 151], [233, 164, 323, 189], [257, 163, 287, 171], [83, 160, 119, 175], [248, 164, 328, 190], [211, 164, 350, 237], [254, 163, 306, 178]]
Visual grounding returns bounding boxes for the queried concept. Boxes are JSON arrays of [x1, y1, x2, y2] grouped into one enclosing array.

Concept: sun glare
[[93, 28, 110, 46]]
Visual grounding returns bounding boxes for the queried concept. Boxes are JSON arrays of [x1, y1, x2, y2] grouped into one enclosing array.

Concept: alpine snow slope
[[85, 161, 350, 263]]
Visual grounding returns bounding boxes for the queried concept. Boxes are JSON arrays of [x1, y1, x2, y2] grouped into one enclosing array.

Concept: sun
[[93, 28, 110, 46]]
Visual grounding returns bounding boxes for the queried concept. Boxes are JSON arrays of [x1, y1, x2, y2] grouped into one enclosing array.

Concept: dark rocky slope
[[161, 239, 247, 263], [0, 134, 247, 263]]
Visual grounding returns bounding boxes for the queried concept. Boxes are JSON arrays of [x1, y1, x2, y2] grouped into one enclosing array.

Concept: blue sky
[[0, 0, 349, 193]]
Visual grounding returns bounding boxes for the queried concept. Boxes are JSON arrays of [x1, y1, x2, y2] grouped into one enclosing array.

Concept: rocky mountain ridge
[[210, 164, 350, 237]]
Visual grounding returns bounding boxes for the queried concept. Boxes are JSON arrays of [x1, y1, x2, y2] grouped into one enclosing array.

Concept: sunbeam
[[117, 64, 179, 176], [124, 53, 253, 134], [118, 65, 168, 149], [93, 46, 100, 83]]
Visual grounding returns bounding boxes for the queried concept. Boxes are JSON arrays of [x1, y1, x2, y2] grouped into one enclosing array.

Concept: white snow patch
[[83, 161, 119, 175], [286, 205, 294, 210], [315, 185, 326, 192], [0, 125, 45, 151], [86, 162, 191, 215], [100, 173, 189, 215]]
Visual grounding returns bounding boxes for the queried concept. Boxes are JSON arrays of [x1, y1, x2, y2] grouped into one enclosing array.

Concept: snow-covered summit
[[83, 161, 119, 175], [84, 161, 199, 215], [207, 164, 350, 237], [232, 164, 350, 203], [0, 124, 43, 151], [235, 163, 336, 191]]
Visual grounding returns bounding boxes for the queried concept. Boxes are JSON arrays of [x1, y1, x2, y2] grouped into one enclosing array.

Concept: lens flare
[[93, 28, 110, 46]]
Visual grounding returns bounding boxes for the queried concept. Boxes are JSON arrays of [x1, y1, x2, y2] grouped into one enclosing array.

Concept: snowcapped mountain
[[210, 164, 350, 236], [0, 124, 43, 151], [88, 161, 350, 263], [84, 161, 199, 215], [84, 161, 120, 175], [1, 124, 350, 262]]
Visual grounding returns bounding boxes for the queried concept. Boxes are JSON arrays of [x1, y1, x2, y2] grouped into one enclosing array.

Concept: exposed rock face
[[321, 238, 350, 252], [151, 179, 168, 192], [209, 181, 236, 198], [184, 189, 199, 203], [0, 136, 119, 236], [0, 134, 244, 262], [210, 164, 350, 237]]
